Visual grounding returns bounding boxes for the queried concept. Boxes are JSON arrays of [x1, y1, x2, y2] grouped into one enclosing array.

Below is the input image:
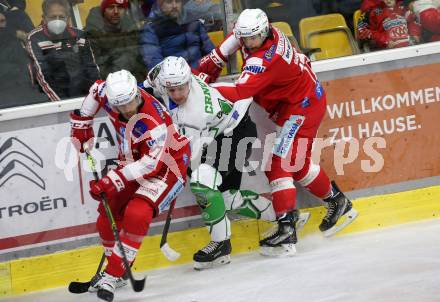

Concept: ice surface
[[4, 219, 440, 302]]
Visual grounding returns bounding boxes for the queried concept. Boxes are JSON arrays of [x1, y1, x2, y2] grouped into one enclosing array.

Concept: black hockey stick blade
[[68, 280, 91, 294]]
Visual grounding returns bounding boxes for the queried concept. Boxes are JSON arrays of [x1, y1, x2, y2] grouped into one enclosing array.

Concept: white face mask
[[47, 19, 67, 35]]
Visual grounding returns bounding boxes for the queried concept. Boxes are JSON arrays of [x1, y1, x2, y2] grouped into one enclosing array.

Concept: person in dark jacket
[[0, 0, 33, 41], [85, 0, 146, 81], [0, 11, 46, 109], [139, 0, 214, 71], [26, 0, 99, 101]]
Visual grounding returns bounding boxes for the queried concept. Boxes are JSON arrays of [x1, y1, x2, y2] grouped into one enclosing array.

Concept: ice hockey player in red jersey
[[369, 0, 421, 49], [70, 70, 190, 301], [197, 8, 358, 256]]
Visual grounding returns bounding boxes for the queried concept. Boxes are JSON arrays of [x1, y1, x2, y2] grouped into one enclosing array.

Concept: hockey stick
[[68, 252, 105, 294], [160, 198, 181, 261], [84, 145, 145, 293]]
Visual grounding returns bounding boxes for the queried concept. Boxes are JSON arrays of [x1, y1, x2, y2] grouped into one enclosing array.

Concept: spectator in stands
[[139, 0, 215, 71], [0, 11, 46, 109], [184, 0, 223, 31], [0, 0, 25, 11], [358, 0, 382, 47], [0, 0, 33, 41], [405, 0, 440, 41], [368, 0, 421, 48], [85, 0, 146, 81], [26, 0, 99, 102], [129, 0, 155, 28]]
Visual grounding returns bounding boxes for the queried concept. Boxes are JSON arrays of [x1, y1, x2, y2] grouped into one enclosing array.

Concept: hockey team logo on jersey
[[273, 115, 305, 159], [0, 137, 45, 190]]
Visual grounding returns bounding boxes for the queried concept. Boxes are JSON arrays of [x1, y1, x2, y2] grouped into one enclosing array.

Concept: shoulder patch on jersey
[[133, 120, 149, 138], [274, 28, 293, 64], [264, 44, 277, 62], [152, 100, 166, 120]]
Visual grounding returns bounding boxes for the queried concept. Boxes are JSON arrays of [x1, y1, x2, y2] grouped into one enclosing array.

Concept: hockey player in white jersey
[[145, 56, 303, 268]]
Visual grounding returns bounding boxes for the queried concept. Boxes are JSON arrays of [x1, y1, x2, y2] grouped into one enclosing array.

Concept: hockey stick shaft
[[68, 252, 105, 294], [160, 198, 176, 247], [84, 146, 145, 292], [159, 197, 181, 261]]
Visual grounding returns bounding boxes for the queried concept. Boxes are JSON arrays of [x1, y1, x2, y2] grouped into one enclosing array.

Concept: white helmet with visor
[[105, 70, 138, 106], [233, 9, 270, 40], [156, 56, 191, 88]]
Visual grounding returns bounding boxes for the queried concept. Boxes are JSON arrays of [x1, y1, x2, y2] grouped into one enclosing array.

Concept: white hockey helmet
[[233, 9, 270, 40], [157, 56, 191, 88], [105, 70, 138, 106]]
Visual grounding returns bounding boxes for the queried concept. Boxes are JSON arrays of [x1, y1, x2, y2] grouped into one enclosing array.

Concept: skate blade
[[297, 212, 311, 231], [322, 208, 359, 237], [194, 255, 231, 270], [260, 243, 296, 257]]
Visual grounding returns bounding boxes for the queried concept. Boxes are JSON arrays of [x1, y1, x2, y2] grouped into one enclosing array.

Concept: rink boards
[[1, 43, 440, 297]]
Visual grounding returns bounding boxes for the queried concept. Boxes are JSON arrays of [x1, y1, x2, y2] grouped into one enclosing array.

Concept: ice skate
[[88, 271, 127, 293], [193, 239, 232, 270], [320, 181, 359, 237], [88, 271, 121, 301], [259, 210, 299, 257]]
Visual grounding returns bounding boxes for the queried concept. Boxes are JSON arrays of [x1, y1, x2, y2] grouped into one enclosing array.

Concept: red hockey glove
[[191, 68, 215, 83], [89, 169, 128, 202], [70, 110, 94, 153], [197, 47, 226, 82]]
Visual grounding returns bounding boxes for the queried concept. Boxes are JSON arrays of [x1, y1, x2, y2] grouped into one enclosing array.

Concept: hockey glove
[[89, 169, 128, 202], [197, 47, 226, 82], [191, 68, 215, 83], [70, 110, 94, 153]]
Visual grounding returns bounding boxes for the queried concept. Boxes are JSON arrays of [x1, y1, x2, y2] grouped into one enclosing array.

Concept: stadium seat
[[272, 21, 300, 49], [299, 13, 360, 61], [353, 9, 362, 40], [77, 0, 101, 27], [25, 0, 43, 27]]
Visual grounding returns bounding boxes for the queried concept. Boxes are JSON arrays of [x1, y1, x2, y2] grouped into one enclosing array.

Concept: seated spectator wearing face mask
[[26, 0, 100, 101], [85, 0, 147, 81], [0, 11, 46, 108], [139, 0, 215, 71]]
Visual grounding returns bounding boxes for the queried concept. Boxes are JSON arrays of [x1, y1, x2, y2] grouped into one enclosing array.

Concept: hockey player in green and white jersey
[[145, 56, 309, 269]]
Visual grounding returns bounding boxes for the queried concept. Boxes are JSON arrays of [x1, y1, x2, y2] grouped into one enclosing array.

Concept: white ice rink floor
[[4, 219, 440, 302]]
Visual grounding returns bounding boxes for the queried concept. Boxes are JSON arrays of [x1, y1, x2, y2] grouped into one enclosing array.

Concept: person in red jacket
[[197, 9, 358, 257], [406, 0, 440, 41], [369, 0, 421, 48], [70, 69, 190, 301]]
